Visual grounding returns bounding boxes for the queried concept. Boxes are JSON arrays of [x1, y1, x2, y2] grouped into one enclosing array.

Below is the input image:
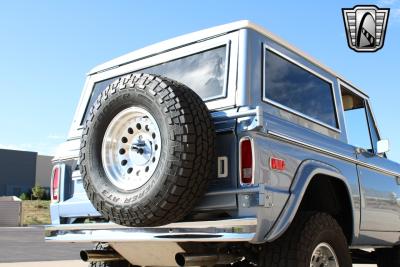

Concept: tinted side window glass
[[264, 49, 338, 128], [341, 87, 373, 151], [344, 108, 372, 150], [81, 46, 227, 125]]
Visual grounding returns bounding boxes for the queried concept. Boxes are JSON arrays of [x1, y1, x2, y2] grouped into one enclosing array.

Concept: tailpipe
[[175, 253, 239, 266], [80, 249, 124, 262]]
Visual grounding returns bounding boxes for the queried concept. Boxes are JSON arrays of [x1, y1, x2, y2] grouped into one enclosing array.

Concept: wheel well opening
[[298, 174, 353, 244]]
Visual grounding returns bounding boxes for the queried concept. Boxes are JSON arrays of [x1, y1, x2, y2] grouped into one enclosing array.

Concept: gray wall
[[35, 155, 53, 188], [0, 149, 37, 196]]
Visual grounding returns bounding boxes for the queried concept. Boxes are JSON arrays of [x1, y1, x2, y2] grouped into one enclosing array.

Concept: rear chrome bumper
[[45, 218, 257, 243]]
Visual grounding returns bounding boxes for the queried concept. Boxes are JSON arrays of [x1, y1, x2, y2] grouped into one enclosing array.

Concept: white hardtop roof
[[89, 20, 368, 98]]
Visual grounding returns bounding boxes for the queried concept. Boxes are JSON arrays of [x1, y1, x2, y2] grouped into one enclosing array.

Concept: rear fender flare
[[264, 159, 356, 242]]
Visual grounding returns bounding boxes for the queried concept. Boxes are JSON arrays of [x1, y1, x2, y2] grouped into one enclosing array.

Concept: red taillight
[[51, 165, 60, 202], [240, 138, 253, 185]]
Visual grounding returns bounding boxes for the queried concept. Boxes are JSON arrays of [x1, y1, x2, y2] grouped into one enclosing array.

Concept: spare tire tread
[[80, 73, 215, 226]]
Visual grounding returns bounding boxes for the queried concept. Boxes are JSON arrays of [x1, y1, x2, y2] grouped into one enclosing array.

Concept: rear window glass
[[81, 46, 227, 125], [264, 48, 338, 129]]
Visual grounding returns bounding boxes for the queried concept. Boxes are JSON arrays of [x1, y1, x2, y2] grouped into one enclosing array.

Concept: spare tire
[[80, 73, 215, 226]]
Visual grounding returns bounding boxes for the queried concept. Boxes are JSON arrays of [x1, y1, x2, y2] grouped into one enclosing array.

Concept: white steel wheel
[[101, 106, 162, 191], [310, 242, 339, 267]]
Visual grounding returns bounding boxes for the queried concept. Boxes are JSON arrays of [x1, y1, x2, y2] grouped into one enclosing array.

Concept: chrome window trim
[[267, 130, 400, 178], [365, 100, 383, 141], [365, 101, 385, 156], [362, 99, 376, 152], [68, 32, 239, 138], [336, 79, 347, 137], [262, 44, 341, 133], [338, 79, 369, 99]]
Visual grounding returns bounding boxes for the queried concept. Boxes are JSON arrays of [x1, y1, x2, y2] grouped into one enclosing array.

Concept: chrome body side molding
[[267, 130, 400, 178]]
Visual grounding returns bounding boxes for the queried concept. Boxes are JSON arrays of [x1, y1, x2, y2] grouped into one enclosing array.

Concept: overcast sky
[[0, 0, 399, 162]]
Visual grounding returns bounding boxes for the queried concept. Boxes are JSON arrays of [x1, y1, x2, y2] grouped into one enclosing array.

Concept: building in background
[[0, 149, 53, 196], [35, 155, 53, 189]]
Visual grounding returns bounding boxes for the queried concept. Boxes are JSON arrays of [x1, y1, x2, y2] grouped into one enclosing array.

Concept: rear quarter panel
[[239, 29, 362, 243]]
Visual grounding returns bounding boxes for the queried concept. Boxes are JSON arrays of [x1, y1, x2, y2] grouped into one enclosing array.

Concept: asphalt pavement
[[0, 227, 91, 263]]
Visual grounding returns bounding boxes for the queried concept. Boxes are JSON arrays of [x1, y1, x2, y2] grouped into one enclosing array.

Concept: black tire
[[376, 246, 400, 267], [259, 212, 352, 267], [88, 243, 133, 267], [80, 73, 215, 227]]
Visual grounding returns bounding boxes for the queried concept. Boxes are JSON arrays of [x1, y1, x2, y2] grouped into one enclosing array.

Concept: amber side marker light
[[270, 157, 286, 171]]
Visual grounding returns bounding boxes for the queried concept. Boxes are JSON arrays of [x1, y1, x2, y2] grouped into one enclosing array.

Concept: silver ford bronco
[[46, 21, 400, 267]]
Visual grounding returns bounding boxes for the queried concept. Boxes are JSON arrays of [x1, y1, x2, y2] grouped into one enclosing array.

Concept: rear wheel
[[259, 212, 351, 267], [376, 246, 400, 267]]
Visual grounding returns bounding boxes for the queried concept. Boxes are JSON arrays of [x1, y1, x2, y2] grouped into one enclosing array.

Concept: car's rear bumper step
[[45, 218, 257, 243]]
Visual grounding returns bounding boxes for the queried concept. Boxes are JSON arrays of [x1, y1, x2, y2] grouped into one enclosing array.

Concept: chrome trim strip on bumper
[[45, 218, 257, 243]]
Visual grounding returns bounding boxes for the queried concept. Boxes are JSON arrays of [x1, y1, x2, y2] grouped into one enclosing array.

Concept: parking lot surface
[[0, 226, 378, 266], [0, 227, 91, 263]]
